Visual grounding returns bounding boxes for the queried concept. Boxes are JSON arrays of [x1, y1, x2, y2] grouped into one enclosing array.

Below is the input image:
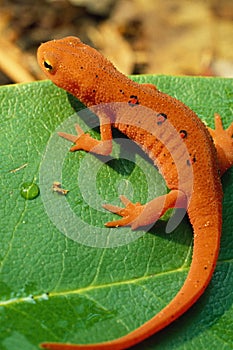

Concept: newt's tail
[[40, 200, 222, 350]]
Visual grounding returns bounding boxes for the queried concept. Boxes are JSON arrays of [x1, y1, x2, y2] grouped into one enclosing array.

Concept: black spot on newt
[[187, 155, 196, 166], [180, 130, 188, 139], [128, 95, 139, 106], [156, 113, 167, 125]]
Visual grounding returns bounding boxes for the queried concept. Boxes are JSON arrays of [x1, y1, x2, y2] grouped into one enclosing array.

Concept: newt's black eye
[[43, 60, 53, 71]]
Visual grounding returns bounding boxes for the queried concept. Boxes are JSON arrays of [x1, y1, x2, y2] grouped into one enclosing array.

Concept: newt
[[37, 36, 233, 350]]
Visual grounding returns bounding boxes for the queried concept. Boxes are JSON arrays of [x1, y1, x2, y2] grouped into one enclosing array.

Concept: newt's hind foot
[[208, 114, 233, 175], [103, 195, 145, 230], [103, 190, 185, 230]]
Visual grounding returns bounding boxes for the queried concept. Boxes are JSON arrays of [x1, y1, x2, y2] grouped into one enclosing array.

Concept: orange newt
[[37, 37, 233, 350]]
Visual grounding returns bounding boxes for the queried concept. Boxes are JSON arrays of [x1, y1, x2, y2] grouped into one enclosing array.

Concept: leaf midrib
[[0, 264, 189, 307]]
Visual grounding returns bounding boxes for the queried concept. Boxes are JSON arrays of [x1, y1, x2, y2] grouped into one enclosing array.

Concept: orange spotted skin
[[37, 37, 233, 350]]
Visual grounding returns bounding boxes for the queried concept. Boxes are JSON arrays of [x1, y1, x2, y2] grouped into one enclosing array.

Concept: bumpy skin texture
[[37, 37, 233, 350]]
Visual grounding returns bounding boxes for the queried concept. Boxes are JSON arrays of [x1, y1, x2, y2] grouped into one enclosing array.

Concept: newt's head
[[37, 37, 95, 101], [37, 36, 120, 106]]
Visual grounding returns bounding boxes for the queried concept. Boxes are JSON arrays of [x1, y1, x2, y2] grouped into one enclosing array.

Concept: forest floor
[[0, 0, 232, 84]]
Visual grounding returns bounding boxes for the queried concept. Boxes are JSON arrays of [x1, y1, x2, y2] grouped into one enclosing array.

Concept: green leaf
[[0, 76, 232, 350]]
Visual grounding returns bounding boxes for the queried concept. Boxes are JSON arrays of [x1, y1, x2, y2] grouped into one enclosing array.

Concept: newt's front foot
[[58, 124, 112, 155], [208, 114, 233, 174], [58, 124, 92, 151]]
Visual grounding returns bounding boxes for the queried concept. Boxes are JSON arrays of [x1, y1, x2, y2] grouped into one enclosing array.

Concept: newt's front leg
[[59, 112, 112, 156]]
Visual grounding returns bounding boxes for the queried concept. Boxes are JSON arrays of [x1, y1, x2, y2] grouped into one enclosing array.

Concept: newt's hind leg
[[103, 190, 186, 230], [207, 114, 233, 175]]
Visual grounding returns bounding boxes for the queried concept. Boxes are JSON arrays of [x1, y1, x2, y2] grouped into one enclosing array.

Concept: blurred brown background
[[0, 0, 232, 85]]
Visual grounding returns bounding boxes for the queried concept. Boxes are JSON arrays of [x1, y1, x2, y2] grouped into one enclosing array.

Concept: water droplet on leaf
[[20, 182, 40, 200]]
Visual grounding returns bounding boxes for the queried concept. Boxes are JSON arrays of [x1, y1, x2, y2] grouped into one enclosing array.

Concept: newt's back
[[37, 35, 223, 223]]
